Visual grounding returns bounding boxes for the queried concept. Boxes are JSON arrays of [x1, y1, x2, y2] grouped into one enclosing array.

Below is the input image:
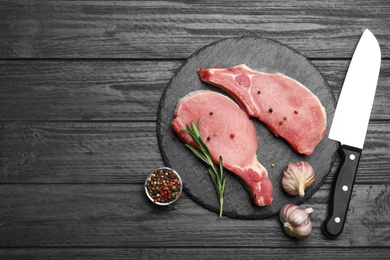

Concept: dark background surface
[[1, 1, 390, 259]]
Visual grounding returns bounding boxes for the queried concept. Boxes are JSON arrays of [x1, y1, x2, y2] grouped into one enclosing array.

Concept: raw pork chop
[[172, 90, 273, 206], [198, 64, 326, 155]]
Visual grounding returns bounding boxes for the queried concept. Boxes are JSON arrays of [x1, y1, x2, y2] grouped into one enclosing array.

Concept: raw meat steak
[[172, 90, 273, 206], [198, 64, 326, 155]]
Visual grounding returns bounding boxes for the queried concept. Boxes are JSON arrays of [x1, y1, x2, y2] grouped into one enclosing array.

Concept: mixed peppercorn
[[145, 168, 181, 205]]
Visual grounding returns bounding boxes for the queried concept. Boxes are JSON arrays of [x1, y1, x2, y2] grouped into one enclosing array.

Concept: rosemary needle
[[180, 119, 226, 218]]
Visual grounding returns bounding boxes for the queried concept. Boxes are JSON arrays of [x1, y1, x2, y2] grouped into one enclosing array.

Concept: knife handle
[[322, 145, 362, 238]]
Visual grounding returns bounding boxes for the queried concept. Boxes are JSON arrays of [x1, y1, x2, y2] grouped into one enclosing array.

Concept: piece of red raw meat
[[172, 90, 273, 206], [198, 64, 326, 155]]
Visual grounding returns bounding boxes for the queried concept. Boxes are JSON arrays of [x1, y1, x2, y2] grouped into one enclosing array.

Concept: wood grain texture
[[0, 0, 389, 59], [1, 248, 390, 260], [1, 121, 389, 184], [0, 122, 163, 183], [0, 184, 389, 247], [1, 0, 390, 257], [0, 60, 180, 121], [1, 60, 389, 121]]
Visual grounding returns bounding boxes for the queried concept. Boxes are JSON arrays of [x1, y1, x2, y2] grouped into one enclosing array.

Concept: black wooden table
[[1, 1, 390, 259]]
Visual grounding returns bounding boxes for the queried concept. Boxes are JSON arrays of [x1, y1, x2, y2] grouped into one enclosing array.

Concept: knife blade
[[322, 29, 381, 238]]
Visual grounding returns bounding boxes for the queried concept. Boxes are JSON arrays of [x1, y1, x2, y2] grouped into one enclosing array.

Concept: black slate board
[[157, 37, 339, 219]]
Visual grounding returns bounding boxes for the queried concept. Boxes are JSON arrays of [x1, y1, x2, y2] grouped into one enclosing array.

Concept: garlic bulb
[[279, 204, 313, 239], [282, 161, 315, 197]]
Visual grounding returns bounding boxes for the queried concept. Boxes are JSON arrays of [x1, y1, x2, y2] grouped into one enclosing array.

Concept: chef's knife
[[322, 29, 381, 238]]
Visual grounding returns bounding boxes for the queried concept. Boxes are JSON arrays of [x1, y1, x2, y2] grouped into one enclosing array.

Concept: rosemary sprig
[[180, 119, 226, 218]]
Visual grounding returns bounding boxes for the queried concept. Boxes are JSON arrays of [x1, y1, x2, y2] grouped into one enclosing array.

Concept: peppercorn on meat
[[198, 64, 327, 155], [172, 90, 273, 206]]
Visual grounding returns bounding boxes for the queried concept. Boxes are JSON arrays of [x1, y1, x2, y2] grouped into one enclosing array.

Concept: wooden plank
[[0, 1, 389, 59], [0, 122, 163, 183], [0, 60, 180, 121], [1, 248, 390, 260], [1, 121, 389, 184], [0, 183, 389, 247], [1, 60, 389, 121]]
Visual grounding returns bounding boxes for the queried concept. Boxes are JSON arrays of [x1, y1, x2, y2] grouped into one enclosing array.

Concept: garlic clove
[[282, 161, 316, 197], [279, 204, 313, 239]]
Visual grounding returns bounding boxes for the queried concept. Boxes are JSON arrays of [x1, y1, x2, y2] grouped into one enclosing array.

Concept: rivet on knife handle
[[322, 145, 361, 238]]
